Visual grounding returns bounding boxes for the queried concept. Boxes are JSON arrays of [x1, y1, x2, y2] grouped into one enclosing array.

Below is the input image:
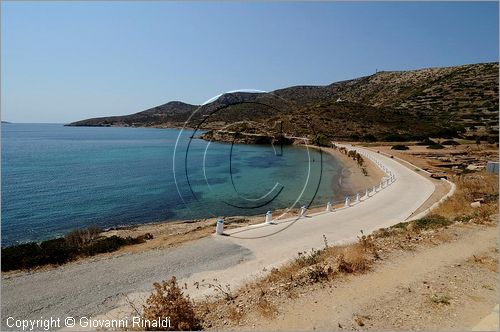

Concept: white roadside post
[[355, 193, 360, 203], [344, 197, 351, 207], [300, 206, 307, 218], [365, 188, 369, 198], [215, 218, 224, 235], [372, 185, 377, 194], [326, 201, 333, 212], [265, 210, 272, 224]]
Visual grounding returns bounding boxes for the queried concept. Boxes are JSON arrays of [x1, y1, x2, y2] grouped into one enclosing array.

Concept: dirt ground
[[364, 142, 498, 176], [204, 221, 498, 331]]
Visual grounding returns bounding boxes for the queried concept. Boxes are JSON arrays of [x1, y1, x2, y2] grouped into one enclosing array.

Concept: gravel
[[1, 237, 253, 330]]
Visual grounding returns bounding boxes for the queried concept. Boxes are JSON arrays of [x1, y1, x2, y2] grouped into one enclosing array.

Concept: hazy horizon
[[1, 1, 498, 123]]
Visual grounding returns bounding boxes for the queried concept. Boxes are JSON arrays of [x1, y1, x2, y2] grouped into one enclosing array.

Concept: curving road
[[181, 145, 435, 288], [1, 145, 436, 330]]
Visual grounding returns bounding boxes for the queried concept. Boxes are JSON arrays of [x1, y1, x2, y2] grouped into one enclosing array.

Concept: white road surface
[[183, 145, 435, 288]]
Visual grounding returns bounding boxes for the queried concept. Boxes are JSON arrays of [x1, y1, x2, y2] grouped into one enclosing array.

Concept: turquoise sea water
[[1, 123, 343, 245]]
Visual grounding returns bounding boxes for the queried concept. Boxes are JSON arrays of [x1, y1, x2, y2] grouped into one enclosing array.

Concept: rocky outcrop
[[200, 130, 295, 145]]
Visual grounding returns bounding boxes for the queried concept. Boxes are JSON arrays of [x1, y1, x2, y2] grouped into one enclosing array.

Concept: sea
[[1, 123, 344, 246]]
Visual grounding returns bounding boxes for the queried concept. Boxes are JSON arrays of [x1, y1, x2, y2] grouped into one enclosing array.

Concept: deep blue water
[[1, 123, 343, 245]]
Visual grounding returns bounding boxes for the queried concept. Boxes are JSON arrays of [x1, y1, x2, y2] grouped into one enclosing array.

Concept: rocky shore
[[199, 130, 296, 145]]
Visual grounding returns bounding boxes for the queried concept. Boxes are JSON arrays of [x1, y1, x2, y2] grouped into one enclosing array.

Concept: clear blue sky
[[1, 1, 498, 123]]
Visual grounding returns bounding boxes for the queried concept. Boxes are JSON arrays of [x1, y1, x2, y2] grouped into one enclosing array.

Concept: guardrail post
[[355, 193, 360, 203], [300, 206, 307, 218], [344, 197, 351, 207], [326, 201, 333, 212], [265, 210, 272, 224], [215, 218, 224, 235], [365, 188, 369, 198]]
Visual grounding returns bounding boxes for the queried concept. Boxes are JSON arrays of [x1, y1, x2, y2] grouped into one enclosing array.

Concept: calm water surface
[[1, 123, 344, 245]]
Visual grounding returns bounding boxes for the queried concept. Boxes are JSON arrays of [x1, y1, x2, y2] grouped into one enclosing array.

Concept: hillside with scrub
[[69, 62, 499, 143]]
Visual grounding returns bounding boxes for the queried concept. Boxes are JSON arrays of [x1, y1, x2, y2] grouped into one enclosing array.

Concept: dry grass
[[337, 243, 372, 273], [354, 314, 371, 327], [190, 233, 379, 329], [257, 298, 278, 318], [467, 253, 499, 273], [434, 172, 498, 221], [145, 171, 498, 330], [430, 294, 452, 305], [142, 276, 200, 331], [226, 306, 244, 323]]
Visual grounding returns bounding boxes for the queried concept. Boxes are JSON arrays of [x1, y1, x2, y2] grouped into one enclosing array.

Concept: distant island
[[68, 62, 499, 143], [1, 121, 12, 124]]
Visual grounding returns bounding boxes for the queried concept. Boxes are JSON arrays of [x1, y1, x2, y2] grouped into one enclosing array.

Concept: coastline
[[88, 146, 384, 256], [309, 145, 385, 197], [2, 143, 383, 273], [4, 142, 484, 332]]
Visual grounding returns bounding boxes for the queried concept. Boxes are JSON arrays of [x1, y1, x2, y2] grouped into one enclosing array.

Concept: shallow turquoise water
[[1, 123, 343, 245]]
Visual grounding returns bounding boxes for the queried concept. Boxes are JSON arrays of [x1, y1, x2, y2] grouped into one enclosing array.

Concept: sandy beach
[[324, 146, 384, 195]]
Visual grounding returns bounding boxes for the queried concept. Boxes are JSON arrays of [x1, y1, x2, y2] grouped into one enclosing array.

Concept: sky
[[1, 1, 498, 123]]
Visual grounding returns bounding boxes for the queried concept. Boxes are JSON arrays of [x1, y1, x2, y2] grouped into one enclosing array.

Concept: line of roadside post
[[216, 144, 396, 235]]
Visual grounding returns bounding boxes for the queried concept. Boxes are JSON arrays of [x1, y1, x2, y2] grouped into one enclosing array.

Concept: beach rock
[[470, 201, 481, 208]]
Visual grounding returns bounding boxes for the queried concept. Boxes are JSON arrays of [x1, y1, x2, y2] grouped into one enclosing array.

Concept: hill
[[68, 62, 499, 142]]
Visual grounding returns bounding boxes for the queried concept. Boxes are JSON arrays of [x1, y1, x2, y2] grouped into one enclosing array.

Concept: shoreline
[[2, 144, 383, 273], [2, 142, 475, 331], [317, 146, 384, 196], [68, 145, 384, 262], [98, 146, 384, 248]]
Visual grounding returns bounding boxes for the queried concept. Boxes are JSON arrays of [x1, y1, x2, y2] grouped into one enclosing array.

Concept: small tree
[[311, 133, 330, 147]]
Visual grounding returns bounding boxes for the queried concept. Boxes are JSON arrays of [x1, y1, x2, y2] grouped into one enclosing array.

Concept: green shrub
[[362, 134, 377, 142], [427, 143, 445, 149], [412, 215, 453, 230], [390, 221, 409, 229], [311, 133, 331, 147], [391, 144, 409, 150], [416, 138, 437, 146], [296, 249, 323, 267], [39, 238, 73, 265], [383, 133, 410, 142], [441, 140, 460, 146], [1, 243, 43, 271], [1, 227, 150, 271], [81, 235, 146, 256]]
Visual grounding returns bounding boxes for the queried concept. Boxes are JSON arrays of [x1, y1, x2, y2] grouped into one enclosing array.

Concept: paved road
[[182, 145, 435, 289], [1, 145, 435, 330], [1, 238, 253, 330]]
